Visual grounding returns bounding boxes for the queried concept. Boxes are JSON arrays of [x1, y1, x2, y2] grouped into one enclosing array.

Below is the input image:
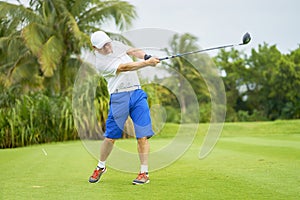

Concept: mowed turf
[[1, 120, 300, 200]]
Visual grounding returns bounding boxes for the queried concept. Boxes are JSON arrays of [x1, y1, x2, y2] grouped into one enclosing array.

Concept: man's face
[[94, 42, 113, 55]]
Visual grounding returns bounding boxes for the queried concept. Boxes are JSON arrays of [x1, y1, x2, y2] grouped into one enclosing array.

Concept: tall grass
[[0, 73, 111, 148], [0, 92, 77, 148]]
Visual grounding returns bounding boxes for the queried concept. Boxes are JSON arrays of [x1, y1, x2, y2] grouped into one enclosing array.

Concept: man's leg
[[130, 90, 153, 184], [88, 138, 115, 183], [97, 137, 115, 168], [132, 137, 150, 185], [95, 92, 128, 170], [100, 138, 115, 162], [137, 137, 149, 167]]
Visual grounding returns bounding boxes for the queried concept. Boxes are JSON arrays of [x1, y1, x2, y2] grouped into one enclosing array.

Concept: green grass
[[1, 120, 300, 199]]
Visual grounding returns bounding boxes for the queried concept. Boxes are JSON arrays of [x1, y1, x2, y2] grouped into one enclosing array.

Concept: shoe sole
[[132, 179, 150, 185]]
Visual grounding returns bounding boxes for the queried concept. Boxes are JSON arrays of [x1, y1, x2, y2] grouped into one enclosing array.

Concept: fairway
[[1, 120, 300, 200]]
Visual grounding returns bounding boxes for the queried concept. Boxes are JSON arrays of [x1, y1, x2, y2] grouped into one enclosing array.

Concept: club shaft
[[159, 43, 243, 61]]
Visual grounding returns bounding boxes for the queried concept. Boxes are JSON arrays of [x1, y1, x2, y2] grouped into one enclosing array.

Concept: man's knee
[[105, 137, 116, 144], [137, 137, 148, 144]]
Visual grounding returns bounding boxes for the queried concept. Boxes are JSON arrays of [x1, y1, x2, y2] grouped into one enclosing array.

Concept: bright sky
[[119, 0, 300, 54], [5, 0, 300, 54]]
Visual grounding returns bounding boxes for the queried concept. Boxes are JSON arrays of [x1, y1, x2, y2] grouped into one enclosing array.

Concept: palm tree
[[164, 33, 210, 115], [0, 0, 137, 143], [0, 0, 136, 95], [0, 3, 42, 92]]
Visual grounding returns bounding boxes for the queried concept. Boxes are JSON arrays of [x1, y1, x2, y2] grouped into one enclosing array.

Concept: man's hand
[[145, 57, 160, 67]]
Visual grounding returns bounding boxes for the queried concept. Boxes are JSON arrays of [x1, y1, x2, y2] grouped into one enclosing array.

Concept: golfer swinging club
[[88, 31, 160, 185]]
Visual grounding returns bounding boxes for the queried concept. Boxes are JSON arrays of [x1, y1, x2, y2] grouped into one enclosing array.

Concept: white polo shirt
[[95, 41, 140, 94]]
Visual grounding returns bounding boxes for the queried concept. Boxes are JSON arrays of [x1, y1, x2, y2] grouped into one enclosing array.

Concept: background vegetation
[[1, 0, 300, 148]]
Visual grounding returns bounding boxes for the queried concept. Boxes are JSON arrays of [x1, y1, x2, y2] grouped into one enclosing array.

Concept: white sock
[[97, 160, 106, 169], [140, 165, 148, 174]]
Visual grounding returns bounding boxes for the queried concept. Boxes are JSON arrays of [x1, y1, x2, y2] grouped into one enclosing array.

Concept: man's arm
[[117, 57, 160, 74], [126, 48, 146, 59]]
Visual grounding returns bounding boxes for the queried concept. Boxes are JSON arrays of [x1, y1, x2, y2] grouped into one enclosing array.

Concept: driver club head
[[242, 32, 251, 45]]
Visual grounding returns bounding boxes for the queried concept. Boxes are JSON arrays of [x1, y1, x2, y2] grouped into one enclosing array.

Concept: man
[[88, 30, 160, 185]]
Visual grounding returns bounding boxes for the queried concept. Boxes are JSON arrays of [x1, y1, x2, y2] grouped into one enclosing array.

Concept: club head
[[242, 32, 251, 45]]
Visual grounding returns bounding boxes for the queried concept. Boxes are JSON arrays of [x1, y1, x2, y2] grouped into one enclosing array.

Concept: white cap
[[90, 31, 112, 49]]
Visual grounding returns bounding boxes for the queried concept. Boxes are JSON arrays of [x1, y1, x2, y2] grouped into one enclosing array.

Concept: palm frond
[[22, 23, 52, 56], [69, 0, 91, 19], [39, 35, 63, 77], [0, 35, 29, 73], [0, 2, 42, 24], [0, 16, 20, 36], [78, 0, 136, 32], [6, 50, 39, 88], [0, 36, 10, 51], [65, 13, 90, 49]]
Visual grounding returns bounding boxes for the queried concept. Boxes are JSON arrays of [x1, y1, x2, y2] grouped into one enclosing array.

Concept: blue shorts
[[104, 89, 154, 139]]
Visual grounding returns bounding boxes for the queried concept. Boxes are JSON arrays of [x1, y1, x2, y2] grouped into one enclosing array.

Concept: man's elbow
[[117, 64, 129, 73]]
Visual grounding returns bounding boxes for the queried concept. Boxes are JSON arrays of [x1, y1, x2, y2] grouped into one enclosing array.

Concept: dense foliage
[[214, 44, 300, 121]]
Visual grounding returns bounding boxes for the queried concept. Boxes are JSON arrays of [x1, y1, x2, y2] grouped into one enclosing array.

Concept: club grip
[[159, 57, 168, 61], [159, 54, 180, 61]]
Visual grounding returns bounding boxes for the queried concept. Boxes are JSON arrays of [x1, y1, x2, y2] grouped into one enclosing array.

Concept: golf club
[[159, 32, 251, 61]]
